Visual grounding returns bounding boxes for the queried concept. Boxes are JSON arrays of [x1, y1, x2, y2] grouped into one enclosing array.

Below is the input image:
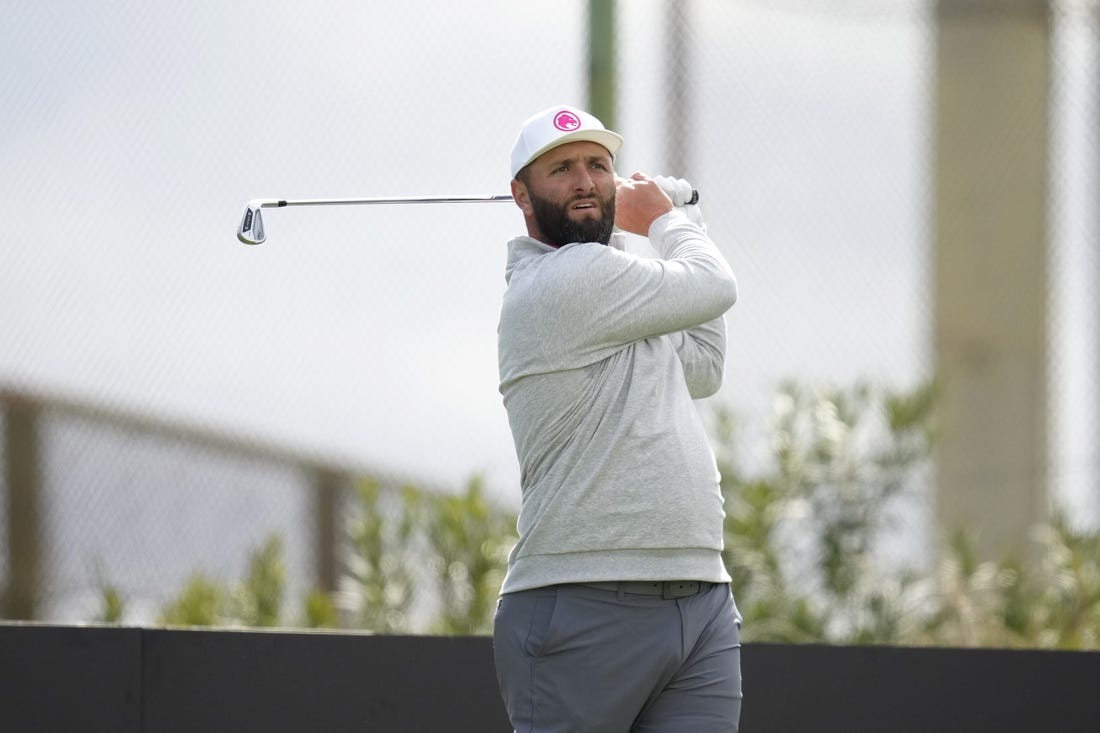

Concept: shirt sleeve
[[668, 314, 727, 399], [535, 209, 737, 363]]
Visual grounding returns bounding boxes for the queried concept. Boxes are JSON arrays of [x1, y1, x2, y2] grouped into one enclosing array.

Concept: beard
[[529, 189, 616, 247]]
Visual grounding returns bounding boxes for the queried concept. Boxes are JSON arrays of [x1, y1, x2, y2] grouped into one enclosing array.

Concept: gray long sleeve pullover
[[497, 209, 738, 594]]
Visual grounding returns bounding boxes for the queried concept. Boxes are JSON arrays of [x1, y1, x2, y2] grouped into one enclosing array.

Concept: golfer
[[493, 104, 742, 733]]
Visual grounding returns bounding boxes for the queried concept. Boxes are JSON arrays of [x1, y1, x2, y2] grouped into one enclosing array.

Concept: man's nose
[[572, 168, 595, 192]]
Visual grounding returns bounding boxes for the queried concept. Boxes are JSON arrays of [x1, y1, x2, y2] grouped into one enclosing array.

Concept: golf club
[[236, 190, 699, 245], [237, 195, 515, 245]]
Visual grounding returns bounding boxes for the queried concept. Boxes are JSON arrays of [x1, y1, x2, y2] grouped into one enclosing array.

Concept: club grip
[[687, 189, 699, 206]]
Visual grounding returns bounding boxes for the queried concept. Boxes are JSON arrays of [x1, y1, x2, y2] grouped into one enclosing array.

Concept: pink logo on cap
[[553, 110, 582, 132]]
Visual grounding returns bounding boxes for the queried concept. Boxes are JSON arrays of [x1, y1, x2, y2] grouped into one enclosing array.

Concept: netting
[[0, 0, 1095, 623]]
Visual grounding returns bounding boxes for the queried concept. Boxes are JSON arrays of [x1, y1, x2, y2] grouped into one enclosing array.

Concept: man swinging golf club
[[493, 104, 743, 732]]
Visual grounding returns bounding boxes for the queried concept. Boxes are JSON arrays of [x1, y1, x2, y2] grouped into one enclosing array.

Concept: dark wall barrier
[[142, 630, 506, 733], [1, 625, 141, 732], [742, 642, 1100, 732], [3, 624, 1099, 732]]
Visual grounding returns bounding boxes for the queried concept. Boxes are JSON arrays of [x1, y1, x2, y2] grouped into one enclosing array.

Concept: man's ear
[[511, 178, 533, 215]]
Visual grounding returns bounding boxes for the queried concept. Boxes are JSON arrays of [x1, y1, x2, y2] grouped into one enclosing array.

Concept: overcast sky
[[2, 1, 1095, 522]]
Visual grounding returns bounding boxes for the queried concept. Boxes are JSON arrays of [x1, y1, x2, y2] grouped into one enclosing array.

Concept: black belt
[[583, 580, 708, 599]]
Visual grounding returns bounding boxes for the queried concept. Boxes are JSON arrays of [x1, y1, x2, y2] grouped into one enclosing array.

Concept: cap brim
[[515, 130, 624, 177]]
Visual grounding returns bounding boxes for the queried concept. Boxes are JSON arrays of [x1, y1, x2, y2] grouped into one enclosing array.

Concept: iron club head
[[237, 201, 266, 245]]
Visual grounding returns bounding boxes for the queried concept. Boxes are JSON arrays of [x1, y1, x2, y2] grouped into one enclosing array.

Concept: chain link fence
[[1, 0, 1096, 624]]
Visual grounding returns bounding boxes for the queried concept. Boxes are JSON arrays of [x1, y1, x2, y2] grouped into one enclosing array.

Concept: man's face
[[515, 141, 616, 247]]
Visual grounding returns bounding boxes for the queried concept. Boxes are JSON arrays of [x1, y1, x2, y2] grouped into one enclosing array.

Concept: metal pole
[[588, 0, 618, 131], [665, 0, 691, 177]]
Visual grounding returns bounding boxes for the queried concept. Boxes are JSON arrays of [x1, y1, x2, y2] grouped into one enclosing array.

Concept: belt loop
[[617, 583, 625, 601], [662, 582, 674, 600]]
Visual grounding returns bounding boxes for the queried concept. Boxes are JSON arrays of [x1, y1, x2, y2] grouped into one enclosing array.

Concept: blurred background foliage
[[98, 380, 1100, 648]]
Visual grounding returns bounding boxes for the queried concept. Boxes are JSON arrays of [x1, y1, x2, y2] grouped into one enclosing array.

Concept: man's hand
[[655, 175, 706, 230], [653, 176, 694, 206], [614, 173, 674, 236]]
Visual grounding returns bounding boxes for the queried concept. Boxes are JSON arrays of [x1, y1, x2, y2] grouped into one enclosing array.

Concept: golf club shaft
[[237, 195, 515, 244], [236, 190, 699, 245], [258, 194, 515, 208]]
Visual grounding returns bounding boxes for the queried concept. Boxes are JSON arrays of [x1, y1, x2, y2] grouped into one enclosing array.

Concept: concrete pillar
[[933, 0, 1052, 562]]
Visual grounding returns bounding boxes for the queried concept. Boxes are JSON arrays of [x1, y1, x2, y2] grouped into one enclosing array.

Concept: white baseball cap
[[510, 105, 624, 179]]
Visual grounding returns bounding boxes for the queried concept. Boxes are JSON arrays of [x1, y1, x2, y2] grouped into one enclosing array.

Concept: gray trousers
[[493, 582, 742, 733]]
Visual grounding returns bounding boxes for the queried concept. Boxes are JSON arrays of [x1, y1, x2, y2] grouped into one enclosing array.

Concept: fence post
[[311, 467, 342, 595], [2, 390, 43, 620]]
